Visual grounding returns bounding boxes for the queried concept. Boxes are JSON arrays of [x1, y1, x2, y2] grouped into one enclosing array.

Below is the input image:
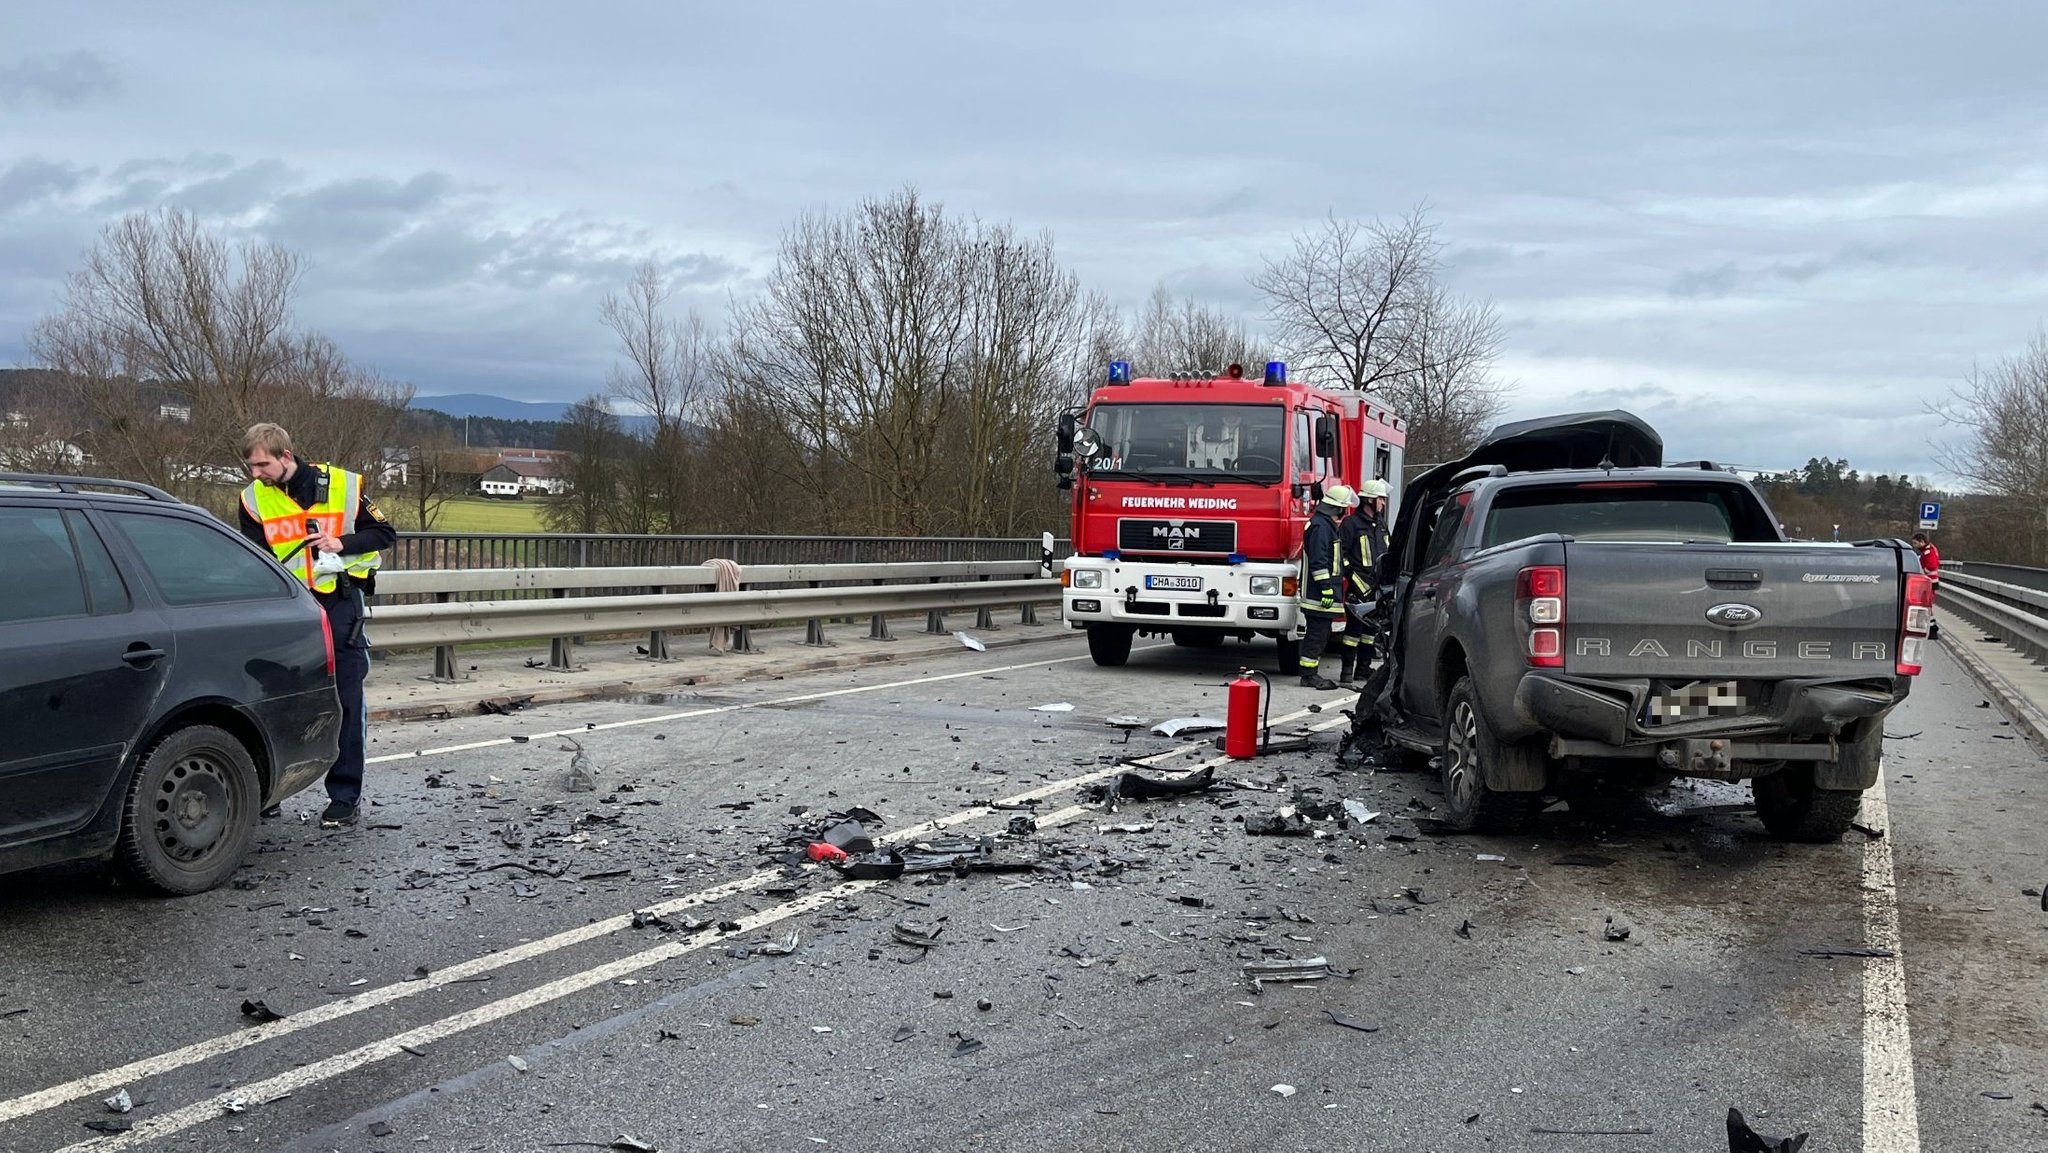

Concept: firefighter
[[237, 423, 394, 828], [1337, 478, 1392, 686], [1297, 484, 1354, 689]]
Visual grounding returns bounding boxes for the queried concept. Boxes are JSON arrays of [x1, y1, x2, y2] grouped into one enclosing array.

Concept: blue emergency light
[[1263, 361, 1286, 385], [1108, 360, 1132, 384]]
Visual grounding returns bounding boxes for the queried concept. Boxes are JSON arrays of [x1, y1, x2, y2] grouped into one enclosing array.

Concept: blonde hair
[[242, 423, 294, 459]]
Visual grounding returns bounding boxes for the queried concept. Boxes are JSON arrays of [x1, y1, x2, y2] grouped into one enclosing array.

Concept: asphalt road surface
[[1, 636, 2043, 1153]]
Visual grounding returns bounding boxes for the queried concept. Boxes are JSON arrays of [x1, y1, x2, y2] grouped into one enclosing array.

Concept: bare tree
[[390, 427, 463, 531], [1252, 208, 1440, 391], [601, 261, 717, 531], [1130, 285, 1263, 376], [545, 396, 624, 533], [1384, 286, 1508, 469], [25, 209, 407, 509], [1932, 329, 2048, 563]]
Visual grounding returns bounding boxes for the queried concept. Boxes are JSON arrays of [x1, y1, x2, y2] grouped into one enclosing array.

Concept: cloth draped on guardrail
[[706, 558, 743, 652]]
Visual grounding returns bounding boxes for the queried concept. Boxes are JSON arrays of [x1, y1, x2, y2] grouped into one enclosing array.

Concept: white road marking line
[[41, 703, 1361, 1153], [367, 645, 1137, 764], [46, 880, 882, 1153], [1860, 773, 1923, 1152], [0, 677, 1349, 1126]]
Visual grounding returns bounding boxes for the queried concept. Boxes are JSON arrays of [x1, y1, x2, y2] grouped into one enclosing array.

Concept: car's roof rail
[[0, 472, 183, 502], [1664, 459, 1727, 471], [1447, 463, 1510, 487]]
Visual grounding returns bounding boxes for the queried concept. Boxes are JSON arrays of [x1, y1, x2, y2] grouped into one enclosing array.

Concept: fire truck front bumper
[[1061, 558, 1299, 632]]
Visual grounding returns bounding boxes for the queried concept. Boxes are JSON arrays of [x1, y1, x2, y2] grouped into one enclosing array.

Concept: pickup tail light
[[1897, 572, 1934, 676], [1517, 565, 1565, 669], [319, 609, 336, 677]]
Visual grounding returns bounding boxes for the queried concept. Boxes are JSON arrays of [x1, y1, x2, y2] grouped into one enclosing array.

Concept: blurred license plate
[[1646, 680, 1745, 724], [1146, 575, 1202, 591]]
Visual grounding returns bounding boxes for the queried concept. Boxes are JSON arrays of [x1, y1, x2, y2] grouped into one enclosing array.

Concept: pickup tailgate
[[1562, 543, 1901, 679]]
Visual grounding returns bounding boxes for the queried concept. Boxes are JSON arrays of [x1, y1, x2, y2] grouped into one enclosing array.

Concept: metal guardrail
[[1939, 572, 2048, 668], [369, 559, 1063, 681], [387, 532, 1071, 572], [1947, 560, 2048, 595]]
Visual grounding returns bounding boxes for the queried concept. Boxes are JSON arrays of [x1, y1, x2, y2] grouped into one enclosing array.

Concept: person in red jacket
[[1911, 533, 1940, 639]]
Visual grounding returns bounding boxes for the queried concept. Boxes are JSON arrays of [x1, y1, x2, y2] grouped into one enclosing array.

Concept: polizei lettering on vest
[[1119, 496, 1240, 510]]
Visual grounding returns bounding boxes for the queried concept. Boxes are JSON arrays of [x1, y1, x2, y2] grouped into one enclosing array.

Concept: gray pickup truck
[[1355, 411, 1935, 840]]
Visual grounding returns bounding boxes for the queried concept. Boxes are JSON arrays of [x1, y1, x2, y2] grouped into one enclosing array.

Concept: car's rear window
[[0, 506, 90, 622], [106, 510, 292, 606], [1482, 484, 1777, 547]]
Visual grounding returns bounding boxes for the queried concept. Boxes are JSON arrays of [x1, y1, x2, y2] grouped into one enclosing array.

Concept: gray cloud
[[0, 158, 89, 213], [0, 50, 120, 109]]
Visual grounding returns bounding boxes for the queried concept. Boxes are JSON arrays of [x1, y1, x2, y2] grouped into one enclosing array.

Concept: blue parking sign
[[1919, 502, 1940, 521]]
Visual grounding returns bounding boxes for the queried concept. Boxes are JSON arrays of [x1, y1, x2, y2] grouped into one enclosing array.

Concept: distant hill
[[410, 393, 656, 437], [410, 393, 578, 423]]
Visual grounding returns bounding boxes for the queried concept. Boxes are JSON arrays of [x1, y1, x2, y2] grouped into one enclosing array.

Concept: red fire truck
[[1055, 360, 1407, 668]]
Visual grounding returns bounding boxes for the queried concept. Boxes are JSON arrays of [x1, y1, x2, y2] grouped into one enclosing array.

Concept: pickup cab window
[[1481, 484, 1776, 548], [1422, 491, 1474, 568]]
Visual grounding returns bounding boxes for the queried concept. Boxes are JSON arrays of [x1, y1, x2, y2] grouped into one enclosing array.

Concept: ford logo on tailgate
[[1705, 602, 1762, 627]]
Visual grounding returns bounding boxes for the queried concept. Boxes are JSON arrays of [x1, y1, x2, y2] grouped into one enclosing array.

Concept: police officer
[[1297, 484, 1354, 689], [1337, 478, 1392, 686], [236, 423, 394, 827]]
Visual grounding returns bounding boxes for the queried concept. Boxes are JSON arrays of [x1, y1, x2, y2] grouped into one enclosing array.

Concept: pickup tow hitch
[[1661, 738, 1731, 774]]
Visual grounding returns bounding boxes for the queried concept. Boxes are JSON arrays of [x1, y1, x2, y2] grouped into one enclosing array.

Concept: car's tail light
[[319, 610, 336, 677], [1517, 565, 1565, 668], [1897, 572, 1934, 676]]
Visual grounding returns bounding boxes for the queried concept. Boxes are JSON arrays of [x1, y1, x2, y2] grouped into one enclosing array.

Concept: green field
[[432, 497, 547, 533]]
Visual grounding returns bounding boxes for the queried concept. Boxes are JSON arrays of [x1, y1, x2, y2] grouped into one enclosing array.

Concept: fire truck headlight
[[1071, 569, 1103, 590], [1248, 575, 1281, 597]]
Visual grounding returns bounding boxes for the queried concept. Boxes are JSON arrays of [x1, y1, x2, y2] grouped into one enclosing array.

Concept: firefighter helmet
[[1321, 484, 1356, 508], [1359, 479, 1389, 500]]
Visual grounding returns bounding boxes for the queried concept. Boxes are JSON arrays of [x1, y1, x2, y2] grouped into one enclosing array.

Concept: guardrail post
[[925, 576, 946, 634], [549, 586, 576, 670], [431, 590, 460, 681], [974, 573, 998, 630], [868, 578, 894, 641], [1021, 601, 1040, 625], [643, 585, 671, 660], [803, 581, 833, 646]]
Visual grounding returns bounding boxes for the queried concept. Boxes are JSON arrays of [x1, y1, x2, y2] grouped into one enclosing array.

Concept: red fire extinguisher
[[1226, 668, 1270, 759]]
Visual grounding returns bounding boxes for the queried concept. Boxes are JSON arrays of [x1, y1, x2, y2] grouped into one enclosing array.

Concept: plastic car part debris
[[729, 1015, 762, 1026], [240, 999, 287, 1024], [1006, 815, 1038, 835], [104, 1089, 133, 1113], [892, 1025, 915, 1043], [1477, 853, 1505, 862], [1100, 822, 1154, 834], [1342, 801, 1380, 825], [837, 851, 906, 880], [1456, 919, 1475, 939], [1245, 812, 1311, 836], [83, 1120, 133, 1134], [893, 923, 943, 949], [1152, 716, 1225, 737], [610, 1136, 657, 1152], [1271, 1084, 1297, 1098], [757, 931, 801, 956], [1324, 1010, 1381, 1033], [220, 1096, 249, 1113], [954, 631, 987, 651], [477, 695, 534, 716], [806, 842, 849, 863], [1604, 917, 1632, 942], [1726, 1107, 1809, 1152], [1032, 702, 1075, 712], [951, 1032, 985, 1056], [1243, 956, 1347, 989], [1109, 765, 1217, 802], [367, 1121, 395, 1138], [1850, 822, 1886, 839], [505, 1055, 530, 1072], [977, 998, 993, 1011], [823, 820, 875, 853], [1174, 895, 1208, 908], [1798, 946, 1895, 958]]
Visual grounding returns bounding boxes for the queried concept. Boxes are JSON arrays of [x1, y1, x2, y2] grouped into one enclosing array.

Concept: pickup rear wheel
[[1752, 763, 1862, 842], [1086, 624, 1134, 667], [1440, 676, 1543, 832]]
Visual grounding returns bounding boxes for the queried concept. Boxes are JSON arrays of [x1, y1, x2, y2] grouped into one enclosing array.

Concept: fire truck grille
[[1116, 518, 1237, 555]]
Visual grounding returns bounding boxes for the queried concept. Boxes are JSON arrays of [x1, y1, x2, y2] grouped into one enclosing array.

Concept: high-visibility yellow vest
[[240, 463, 382, 594]]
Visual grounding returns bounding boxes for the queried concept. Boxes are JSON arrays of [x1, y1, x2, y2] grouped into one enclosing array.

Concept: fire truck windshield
[[1082, 403, 1286, 483]]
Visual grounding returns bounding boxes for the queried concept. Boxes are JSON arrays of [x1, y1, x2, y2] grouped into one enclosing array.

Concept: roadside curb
[[1938, 632, 2048, 752], [367, 626, 1074, 723]]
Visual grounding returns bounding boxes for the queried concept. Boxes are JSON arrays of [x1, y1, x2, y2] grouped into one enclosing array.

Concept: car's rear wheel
[[117, 725, 260, 895], [1086, 624, 1134, 667], [1752, 762, 1862, 842], [1440, 677, 1543, 831]]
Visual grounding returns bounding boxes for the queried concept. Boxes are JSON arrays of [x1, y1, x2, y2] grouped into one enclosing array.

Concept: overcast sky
[[4, 2, 2045, 482]]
